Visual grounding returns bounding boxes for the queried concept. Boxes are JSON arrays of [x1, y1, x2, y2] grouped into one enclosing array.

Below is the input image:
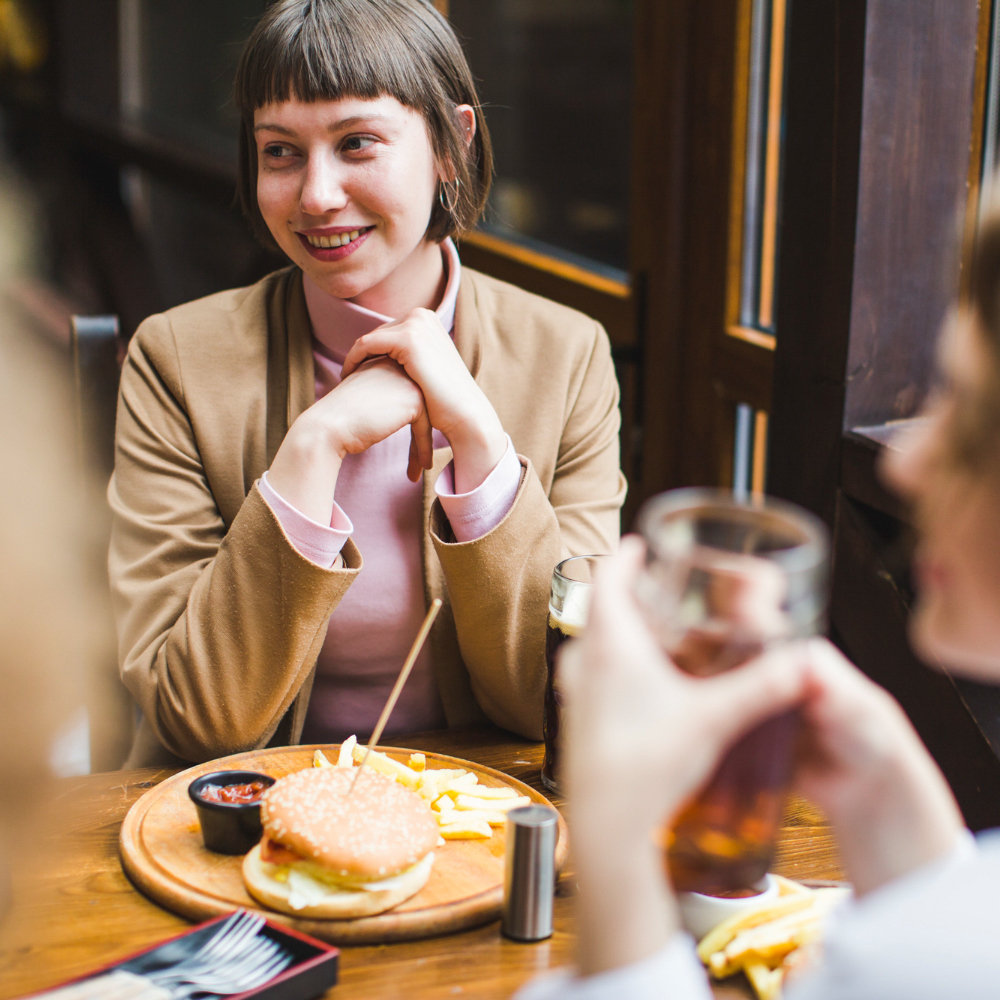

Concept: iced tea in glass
[[636, 490, 828, 894], [542, 555, 605, 794]]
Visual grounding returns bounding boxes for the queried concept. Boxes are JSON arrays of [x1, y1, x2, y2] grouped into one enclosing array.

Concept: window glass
[[122, 0, 266, 159], [980, 0, 1000, 194], [449, 0, 633, 279], [730, 0, 786, 339]]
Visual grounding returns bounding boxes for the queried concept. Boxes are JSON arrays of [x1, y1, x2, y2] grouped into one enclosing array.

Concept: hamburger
[[242, 766, 439, 918]]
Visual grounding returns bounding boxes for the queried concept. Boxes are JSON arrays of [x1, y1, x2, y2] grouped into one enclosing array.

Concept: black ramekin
[[188, 770, 276, 855]]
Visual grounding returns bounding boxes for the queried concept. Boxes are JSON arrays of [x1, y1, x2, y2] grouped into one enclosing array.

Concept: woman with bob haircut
[[109, 0, 626, 766], [518, 204, 1000, 997]]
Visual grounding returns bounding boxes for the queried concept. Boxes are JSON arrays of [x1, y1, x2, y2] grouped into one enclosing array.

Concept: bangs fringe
[[236, 0, 449, 120]]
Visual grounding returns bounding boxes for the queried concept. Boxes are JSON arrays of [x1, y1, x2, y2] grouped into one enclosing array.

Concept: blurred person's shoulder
[[127, 266, 299, 373], [461, 267, 611, 366]]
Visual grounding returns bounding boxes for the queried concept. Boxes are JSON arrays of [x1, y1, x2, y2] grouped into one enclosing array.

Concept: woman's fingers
[[341, 313, 435, 378], [406, 408, 434, 482]]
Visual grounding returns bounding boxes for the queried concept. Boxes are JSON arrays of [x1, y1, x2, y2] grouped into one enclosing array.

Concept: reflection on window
[[733, 403, 768, 500], [727, 0, 786, 349], [448, 0, 633, 281], [980, 0, 1000, 202], [119, 0, 267, 160]]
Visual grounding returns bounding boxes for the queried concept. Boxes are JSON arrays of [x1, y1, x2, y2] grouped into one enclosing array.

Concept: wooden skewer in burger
[[243, 600, 443, 918]]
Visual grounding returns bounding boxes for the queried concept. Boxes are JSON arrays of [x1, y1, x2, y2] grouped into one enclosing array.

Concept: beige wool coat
[[109, 265, 627, 767]]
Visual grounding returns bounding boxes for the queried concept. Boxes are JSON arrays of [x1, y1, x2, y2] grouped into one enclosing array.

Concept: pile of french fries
[[312, 736, 532, 841], [696, 875, 850, 1000]]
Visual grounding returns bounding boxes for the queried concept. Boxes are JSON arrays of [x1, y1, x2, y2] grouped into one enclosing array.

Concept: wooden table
[[0, 728, 842, 1000]]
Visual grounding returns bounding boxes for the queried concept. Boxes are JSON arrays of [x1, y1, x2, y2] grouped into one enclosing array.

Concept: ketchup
[[198, 781, 268, 805]]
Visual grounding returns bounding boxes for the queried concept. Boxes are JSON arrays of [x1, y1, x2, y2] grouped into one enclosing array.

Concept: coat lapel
[[265, 267, 315, 468]]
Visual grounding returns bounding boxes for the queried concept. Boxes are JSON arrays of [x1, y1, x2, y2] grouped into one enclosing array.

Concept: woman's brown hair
[[234, 0, 492, 246]]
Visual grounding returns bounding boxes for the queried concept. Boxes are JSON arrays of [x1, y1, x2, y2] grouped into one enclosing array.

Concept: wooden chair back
[[70, 314, 122, 476], [70, 314, 134, 771]]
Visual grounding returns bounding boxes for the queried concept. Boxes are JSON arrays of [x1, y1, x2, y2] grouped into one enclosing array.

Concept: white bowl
[[678, 873, 779, 941]]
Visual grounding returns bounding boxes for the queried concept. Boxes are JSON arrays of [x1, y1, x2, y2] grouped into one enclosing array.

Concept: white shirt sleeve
[[787, 829, 995, 1000], [513, 933, 713, 1000]]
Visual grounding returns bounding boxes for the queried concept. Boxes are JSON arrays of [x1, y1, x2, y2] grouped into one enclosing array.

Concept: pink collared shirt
[[258, 239, 521, 741]]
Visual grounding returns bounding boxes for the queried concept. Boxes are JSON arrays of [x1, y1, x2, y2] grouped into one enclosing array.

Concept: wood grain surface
[[0, 727, 843, 1000], [119, 744, 568, 945]]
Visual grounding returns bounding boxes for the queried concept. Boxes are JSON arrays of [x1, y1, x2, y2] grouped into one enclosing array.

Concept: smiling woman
[[108, 0, 626, 767]]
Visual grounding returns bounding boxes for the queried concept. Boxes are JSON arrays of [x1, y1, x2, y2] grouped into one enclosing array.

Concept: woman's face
[[881, 316, 1000, 679], [253, 95, 442, 306]]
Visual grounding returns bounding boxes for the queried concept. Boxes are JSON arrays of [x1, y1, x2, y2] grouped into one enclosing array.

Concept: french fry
[[313, 749, 333, 768], [415, 770, 446, 797], [432, 795, 455, 814], [435, 807, 507, 827], [463, 809, 508, 827], [456, 784, 519, 800], [352, 744, 421, 788], [454, 793, 531, 813], [705, 886, 848, 985], [336, 735, 357, 768], [408, 752, 426, 772], [745, 960, 784, 1000], [442, 772, 480, 794], [697, 894, 814, 963], [715, 911, 820, 977], [439, 818, 492, 840]]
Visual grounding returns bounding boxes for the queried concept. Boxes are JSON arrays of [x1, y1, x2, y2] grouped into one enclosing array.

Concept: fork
[[35, 910, 293, 1000]]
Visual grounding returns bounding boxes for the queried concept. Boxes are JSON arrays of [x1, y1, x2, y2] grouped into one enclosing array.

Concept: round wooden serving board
[[120, 744, 568, 945]]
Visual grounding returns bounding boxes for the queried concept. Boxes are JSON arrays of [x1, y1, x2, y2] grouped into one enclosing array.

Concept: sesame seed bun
[[241, 766, 439, 918], [261, 767, 439, 877]]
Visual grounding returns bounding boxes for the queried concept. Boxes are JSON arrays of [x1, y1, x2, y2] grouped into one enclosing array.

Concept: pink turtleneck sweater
[[258, 240, 521, 742]]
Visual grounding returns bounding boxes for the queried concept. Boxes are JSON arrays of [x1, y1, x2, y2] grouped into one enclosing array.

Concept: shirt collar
[[303, 237, 461, 363]]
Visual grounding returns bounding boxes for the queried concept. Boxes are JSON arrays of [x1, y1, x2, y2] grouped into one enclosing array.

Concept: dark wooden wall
[[844, 0, 982, 429], [768, 0, 1000, 829], [766, 0, 866, 527]]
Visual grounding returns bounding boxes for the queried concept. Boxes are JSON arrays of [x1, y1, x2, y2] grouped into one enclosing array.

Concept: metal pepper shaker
[[501, 804, 558, 941]]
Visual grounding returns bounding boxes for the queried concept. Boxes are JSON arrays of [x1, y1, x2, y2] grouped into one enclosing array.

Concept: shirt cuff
[[513, 934, 713, 1000], [259, 471, 352, 569], [435, 434, 521, 543]]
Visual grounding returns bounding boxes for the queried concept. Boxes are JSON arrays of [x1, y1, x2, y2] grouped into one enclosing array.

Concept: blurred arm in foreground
[[0, 171, 101, 917]]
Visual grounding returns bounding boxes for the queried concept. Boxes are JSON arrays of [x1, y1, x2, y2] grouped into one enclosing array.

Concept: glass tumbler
[[635, 489, 829, 894], [541, 554, 606, 794]]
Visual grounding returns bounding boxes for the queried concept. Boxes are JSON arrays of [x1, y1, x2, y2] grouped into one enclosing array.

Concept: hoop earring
[[438, 178, 460, 215]]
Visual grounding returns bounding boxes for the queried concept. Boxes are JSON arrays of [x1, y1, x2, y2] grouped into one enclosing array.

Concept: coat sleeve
[[429, 320, 626, 739], [108, 315, 360, 762]]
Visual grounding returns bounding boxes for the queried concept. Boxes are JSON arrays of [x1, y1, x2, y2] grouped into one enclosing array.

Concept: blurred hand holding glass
[[636, 490, 829, 894]]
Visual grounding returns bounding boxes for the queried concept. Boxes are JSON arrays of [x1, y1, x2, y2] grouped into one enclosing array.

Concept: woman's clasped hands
[[341, 307, 508, 493], [267, 354, 433, 526], [268, 308, 509, 529]]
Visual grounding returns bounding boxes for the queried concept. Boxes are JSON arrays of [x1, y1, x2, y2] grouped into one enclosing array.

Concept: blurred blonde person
[[518, 206, 1000, 999], [0, 168, 96, 915]]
